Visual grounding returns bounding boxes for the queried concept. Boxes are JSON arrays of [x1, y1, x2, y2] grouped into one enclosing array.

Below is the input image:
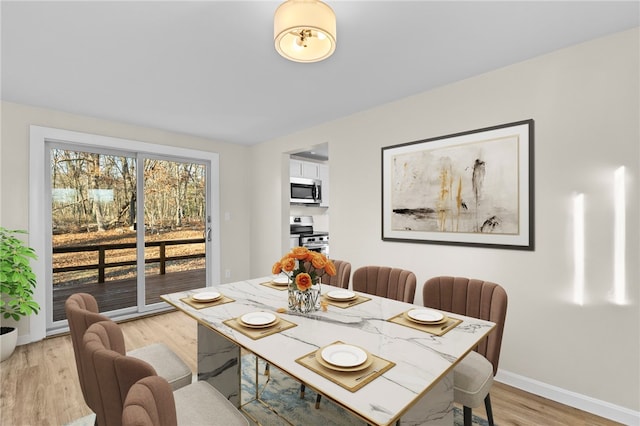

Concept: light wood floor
[[0, 311, 621, 426]]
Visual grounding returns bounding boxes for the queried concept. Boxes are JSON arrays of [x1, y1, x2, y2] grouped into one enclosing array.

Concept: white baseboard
[[17, 334, 32, 346], [496, 369, 640, 426]]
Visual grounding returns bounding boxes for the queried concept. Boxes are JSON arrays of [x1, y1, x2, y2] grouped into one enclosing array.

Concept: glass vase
[[288, 281, 321, 313]]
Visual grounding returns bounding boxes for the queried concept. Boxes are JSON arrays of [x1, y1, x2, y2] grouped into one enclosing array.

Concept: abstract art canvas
[[382, 120, 534, 250]]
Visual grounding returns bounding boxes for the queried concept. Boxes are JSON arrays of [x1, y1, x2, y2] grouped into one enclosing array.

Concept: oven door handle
[[303, 244, 328, 249]]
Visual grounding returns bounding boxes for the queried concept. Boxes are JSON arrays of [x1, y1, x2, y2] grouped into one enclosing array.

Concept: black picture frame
[[381, 119, 534, 250]]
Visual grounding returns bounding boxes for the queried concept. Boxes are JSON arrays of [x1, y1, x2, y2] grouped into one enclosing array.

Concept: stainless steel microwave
[[290, 177, 322, 204]]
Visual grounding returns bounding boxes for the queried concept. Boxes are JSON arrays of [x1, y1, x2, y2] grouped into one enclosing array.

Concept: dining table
[[161, 277, 495, 426]]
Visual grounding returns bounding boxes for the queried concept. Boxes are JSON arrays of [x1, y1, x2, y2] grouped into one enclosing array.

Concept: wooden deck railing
[[53, 238, 205, 283]]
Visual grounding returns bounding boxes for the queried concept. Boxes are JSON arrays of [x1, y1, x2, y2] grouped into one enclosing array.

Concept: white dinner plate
[[272, 276, 289, 285], [325, 290, 357, 301], [321, 344, 368, 367], [191, 291, 222, 302], [316, 348, 374, 372], [240, 311, 277, 327], [406, 309, 444, 323]]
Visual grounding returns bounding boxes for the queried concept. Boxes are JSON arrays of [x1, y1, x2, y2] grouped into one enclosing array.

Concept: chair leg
[[264, 362, 270, 376], [300, 383, 322, 408], [463, 406, 472, 426], [484, 393, 494, 426]]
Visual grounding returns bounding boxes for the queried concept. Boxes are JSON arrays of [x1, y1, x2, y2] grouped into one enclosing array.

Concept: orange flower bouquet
[[272, 247, 336, 313]]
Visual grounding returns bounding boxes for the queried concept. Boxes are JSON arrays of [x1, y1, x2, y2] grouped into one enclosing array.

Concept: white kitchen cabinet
[[319, 164, 329, 208], [290, 159, 320, 179], [290, 159, 303, 178], [302, 161, 320, 179]]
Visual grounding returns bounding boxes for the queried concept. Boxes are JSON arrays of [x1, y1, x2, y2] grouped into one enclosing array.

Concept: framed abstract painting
[[382, 119, 534, 250]]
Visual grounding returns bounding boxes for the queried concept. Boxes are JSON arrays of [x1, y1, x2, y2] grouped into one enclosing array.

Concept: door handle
[[206, 227, 212, 242]]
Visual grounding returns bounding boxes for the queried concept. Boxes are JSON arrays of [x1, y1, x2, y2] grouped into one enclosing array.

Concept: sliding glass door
[[48, 145, 210, 328]]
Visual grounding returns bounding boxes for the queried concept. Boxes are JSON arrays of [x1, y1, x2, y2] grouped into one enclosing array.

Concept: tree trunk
[[91, 153, 106, 232]]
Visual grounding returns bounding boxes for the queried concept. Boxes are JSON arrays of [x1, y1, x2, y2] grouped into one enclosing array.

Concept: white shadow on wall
[[612, 166, 627, 305], [573, 193, 585, 306], [572, 166, 629, 306]]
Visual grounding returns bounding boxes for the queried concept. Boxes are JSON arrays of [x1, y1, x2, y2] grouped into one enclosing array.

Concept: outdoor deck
[[52, 269, 206, 321]]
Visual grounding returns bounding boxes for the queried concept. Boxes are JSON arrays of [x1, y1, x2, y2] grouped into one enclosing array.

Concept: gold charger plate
[[238, 315, 281, 329], [403, 311, 448, 325], [191, 291, 223, 303], [315, 345, 374, 372], [325, 290, 358, 302]]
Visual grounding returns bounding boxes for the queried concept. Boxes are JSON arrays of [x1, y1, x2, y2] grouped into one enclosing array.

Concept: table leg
[[197, 323, 241, 407]]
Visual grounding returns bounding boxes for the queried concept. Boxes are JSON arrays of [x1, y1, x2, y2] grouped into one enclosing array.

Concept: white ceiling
[[2, 1, 638, 147]]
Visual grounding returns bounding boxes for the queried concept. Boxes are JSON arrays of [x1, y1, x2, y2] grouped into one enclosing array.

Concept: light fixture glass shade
[[274, 0, 336, 63]]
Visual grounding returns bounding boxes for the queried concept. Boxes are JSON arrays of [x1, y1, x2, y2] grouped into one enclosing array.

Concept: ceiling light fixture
[[274, 0, 336, 63]]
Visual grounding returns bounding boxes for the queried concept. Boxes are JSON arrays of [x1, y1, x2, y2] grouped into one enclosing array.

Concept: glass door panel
[[142, 158, 207, 306], [51, 148, 138, 321]]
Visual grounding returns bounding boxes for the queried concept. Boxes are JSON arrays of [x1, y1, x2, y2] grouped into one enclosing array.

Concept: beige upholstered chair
[[84, 320, 249, 426], [352, 266, 416, 303], [320, 259, 351, 289], [422, 276, 508, 426], [65, 293, 192, 420]]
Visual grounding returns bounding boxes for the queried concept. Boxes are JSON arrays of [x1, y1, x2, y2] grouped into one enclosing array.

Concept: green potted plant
[[0, 227, 40, 361]]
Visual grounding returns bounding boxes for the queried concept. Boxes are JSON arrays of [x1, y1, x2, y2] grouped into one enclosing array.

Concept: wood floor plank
[[0, 310, 621, 426]]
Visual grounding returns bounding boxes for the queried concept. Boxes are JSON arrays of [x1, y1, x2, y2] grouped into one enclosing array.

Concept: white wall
[[249, 28, 639, 419], [0, 102, 253, 336]]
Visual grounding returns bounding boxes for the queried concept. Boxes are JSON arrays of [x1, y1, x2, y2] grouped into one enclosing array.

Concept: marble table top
[[162, 277, 495, 426]]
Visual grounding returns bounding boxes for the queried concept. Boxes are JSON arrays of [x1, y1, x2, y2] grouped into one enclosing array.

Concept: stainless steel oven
[[299, 233, 329, 256], [290, 216, 329, 256]]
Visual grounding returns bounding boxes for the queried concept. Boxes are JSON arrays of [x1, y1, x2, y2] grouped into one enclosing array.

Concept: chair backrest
[[422, 276, 508, 376], [352, 266, 416, 303], [321, 259, 351, 289], [83, 320, 156, 426], [65, 293, 112, 410], [122, 376, 178, 426]]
